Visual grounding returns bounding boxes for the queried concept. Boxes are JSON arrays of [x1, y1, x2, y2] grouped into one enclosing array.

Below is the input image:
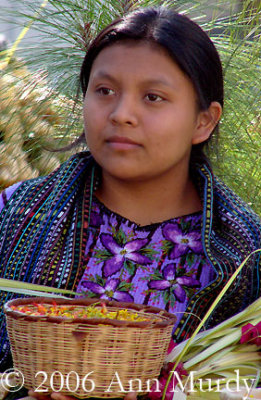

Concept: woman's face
[[83, 41, 212, 183]]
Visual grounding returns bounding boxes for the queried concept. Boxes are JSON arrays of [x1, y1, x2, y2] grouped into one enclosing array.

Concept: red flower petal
[[240, 322, 261, 345], [167, 339, 177, 354]]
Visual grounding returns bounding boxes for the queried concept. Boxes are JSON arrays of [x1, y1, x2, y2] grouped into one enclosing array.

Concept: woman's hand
[[123, 394, 137, 400], [28, 390, 137, 400]]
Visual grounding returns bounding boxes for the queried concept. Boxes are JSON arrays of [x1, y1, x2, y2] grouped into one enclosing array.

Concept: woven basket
[[4, 297, 176, 398]]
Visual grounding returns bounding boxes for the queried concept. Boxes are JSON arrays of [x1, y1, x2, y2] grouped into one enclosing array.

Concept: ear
[[192, 101, 222, 145]]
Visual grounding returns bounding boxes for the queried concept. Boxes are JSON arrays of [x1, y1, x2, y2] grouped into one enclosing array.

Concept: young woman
[[0, 5, 260, 399]]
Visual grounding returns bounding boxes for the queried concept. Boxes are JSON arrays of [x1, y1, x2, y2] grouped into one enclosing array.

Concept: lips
[[105, 136, 141, 151], [106, 136, 139, 145]]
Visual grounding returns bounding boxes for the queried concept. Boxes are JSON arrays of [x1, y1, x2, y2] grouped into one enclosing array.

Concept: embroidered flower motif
[[90, 210, 103, 227], [81, 278, 134, 302], [240, 322, 261, 346], [162, 222, 202, 259], [100, 233, 152, 277], [148, 264, 200, 303]]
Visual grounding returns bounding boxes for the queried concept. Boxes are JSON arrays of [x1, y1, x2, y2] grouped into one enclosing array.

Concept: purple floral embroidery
[[81, 278, 134, 302], [90, 211, 103, 227], [100, 233, 152, 277], [148, 264, 200, 303], [163, 222, 202, 259]]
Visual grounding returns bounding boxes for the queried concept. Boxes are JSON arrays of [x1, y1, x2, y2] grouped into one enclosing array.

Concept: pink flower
[[148, 360, 188, 400], [167, 339, 177, 355], [240, 322, 261, 346], [149, 377, 171, 400]]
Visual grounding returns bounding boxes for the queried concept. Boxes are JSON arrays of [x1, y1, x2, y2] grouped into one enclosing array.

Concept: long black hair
[[80, 6, 224, 166]]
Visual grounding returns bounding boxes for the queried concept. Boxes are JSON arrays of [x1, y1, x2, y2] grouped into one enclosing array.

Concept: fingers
[[124, 392, 137, 400], [51, 393, 76, 400], [28, 389, 137, 400], [28, 390, 52, 400], [28, 391, 75, 400]]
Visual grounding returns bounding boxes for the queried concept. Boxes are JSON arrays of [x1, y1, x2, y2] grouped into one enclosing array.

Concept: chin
[[110, 171, 144, 181], [104, 167, 148, 182]]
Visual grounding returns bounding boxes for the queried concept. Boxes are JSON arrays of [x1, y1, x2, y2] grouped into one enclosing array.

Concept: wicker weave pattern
[[5, 299, 175, 398]]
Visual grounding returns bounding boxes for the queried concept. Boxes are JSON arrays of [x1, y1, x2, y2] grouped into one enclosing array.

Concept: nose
[[109, 94, 138, 127]]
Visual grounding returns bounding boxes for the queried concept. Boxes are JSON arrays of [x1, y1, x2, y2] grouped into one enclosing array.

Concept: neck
[[95, 168, 202, 226]]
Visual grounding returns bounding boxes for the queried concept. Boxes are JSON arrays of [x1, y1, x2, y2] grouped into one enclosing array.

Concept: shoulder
[[0, 181, 23, 213], [213, 174, 261, 246], [213, 175, 261, 224], [0, 151, 93, 215], [196, 162, 261, 250], [0, 176, 47, 217]]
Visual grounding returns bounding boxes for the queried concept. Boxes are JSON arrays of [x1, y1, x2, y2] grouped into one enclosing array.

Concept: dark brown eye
[[146, 93, 163, 102], [97, 87, 114, 96]]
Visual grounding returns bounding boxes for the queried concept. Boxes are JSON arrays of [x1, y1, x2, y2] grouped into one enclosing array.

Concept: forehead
[[88, 41, 195, 93], [90, 41, 181, 78]]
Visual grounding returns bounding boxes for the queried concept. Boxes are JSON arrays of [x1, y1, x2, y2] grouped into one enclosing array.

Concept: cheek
[[83, 105, 99, 137], [83, 108, 95, 147], [83, 101, 89, 127], [83, 94, 97, 120], [144, 114, 174, 143], [84, 98, 107, 128]]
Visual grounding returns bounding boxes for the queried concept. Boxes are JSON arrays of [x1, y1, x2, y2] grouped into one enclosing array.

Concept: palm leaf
[[0, 278, 79, 298]]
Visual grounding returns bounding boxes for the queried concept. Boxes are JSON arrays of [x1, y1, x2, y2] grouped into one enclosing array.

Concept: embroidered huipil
[[0, 152, 260, 369], [77, 197, 216, 332]]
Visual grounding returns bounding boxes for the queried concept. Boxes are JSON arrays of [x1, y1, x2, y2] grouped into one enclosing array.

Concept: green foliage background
[[0, 0, 260, 213]]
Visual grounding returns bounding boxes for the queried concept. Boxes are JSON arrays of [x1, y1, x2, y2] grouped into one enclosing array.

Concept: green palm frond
[[0, 278, 78, 297]]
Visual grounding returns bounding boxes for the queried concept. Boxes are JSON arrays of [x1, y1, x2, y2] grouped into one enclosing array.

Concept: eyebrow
[[91, 70, 176, 89], [91, 71, 118, 84]]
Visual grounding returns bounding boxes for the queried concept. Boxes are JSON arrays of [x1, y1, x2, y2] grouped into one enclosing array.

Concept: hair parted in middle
[[80, 6, 224, 165]]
